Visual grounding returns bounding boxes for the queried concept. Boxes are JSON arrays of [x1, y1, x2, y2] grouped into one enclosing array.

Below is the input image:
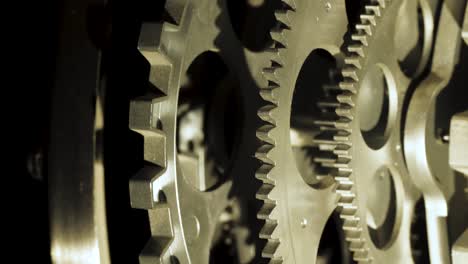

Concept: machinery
[[30, 0, 468, 263]]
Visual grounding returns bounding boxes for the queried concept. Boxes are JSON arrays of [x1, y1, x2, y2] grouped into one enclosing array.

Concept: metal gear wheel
[[128, 0, 254, 262], [313, 0, 424, 262], [254, 0, 353, 263]]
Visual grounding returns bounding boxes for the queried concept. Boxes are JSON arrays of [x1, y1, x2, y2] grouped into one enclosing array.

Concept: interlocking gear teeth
[[255, 1, 297, 262], [315, 1, 412, 262]]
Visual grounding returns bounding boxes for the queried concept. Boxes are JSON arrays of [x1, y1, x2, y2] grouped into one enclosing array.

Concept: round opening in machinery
[[177, 51, 243, 192], [366, 167, 398, 249], [394, 0, 433, 77], [358, 64, 397, 150], [290, 49, 337, 189], [226, 0, 282, 52]]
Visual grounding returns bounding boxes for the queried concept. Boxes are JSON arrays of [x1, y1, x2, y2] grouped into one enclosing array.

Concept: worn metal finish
[[48, 0, 109, 262]]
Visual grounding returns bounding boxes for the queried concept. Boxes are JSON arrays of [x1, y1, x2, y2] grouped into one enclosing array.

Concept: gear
[[255, 0, 352, 262], [129, 0, 249, 262], [314, 0, 422, 262]]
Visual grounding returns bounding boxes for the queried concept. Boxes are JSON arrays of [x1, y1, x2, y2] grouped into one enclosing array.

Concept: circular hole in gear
[[178, 51, 243, 191], [366, 167, 398, 249], [226, 0, 282, 52], [317, 213, 353, 264], [290, 49, 338, 189], [358, 64, 396, 150], [394, 0, 430, 77]]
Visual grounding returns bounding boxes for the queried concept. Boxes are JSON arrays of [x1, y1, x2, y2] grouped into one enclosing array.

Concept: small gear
[[314, 0, 421, 262]]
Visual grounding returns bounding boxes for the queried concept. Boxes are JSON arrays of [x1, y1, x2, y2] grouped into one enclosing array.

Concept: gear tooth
[[336, 106, 353, 119], [339, 80, 357, 93], [263, 67, 281, 84], [130, 99, 167, 167], [345, 54, 363, 68], [266, 48, 284, 67], [137, 23, 172, 95], [338, 195, 355, 206], [259, 220, 278, 239], [257, 124, 276, 145], [256, 144, 275, 165], [349, 242, 367, 252], [376, 0, 386, 8], [256, 164, 275, 183], [280, 0, 297, 10], [164, 0, 188, 25], [334, 132, 351, 143], [256, 183, 275, 201], [337, 91, 355, 106], [138, 22, 164, 52], [139, 207, 173, 264], [353, 252, 371, 262], [270, 28, 287, 47], [360, 14, 376, 26], [365, 4, 381, 16], [356, 23, 373, 35], [314, 119, 338, 127], [274, 9, 292, 27], [342, 218, 359, 228], [260, 87, 279, 104], [317, 100, 341, 109], [341, 67, 359, 81], [262, 240, 281, 259], [347, 45, 365, 57], [257, 203, 276, 220], [258, 104, 277, 125], [130, 166, 166, 209], [323, 84, 342, 92]]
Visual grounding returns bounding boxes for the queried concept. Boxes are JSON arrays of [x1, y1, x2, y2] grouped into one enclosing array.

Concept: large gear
[[128, 0, 250, 262], [255, 0, 352, 263], [314, 0, 422, 262]]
